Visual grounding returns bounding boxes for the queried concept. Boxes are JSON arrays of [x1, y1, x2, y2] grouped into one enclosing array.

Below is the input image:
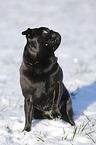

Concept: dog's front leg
[[23, 95, 33, 132], [52, 82, 61, 118]]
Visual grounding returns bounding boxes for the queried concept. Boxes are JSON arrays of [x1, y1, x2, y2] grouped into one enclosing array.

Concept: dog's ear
[[22, 28, 31, 38]]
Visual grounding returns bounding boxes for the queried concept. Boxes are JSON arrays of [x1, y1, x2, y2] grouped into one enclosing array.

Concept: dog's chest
[[34, 81, 47, 97], [32, 78, 54, 98], [33, 79, 54, 111]]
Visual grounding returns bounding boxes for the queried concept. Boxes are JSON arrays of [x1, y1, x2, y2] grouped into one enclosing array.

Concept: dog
[[20, 27, 75, 132]]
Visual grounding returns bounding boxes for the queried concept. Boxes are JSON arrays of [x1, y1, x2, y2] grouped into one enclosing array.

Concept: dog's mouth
[[45, 33, 61, 51]]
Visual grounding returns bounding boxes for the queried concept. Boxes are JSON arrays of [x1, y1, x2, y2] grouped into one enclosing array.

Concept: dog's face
[[22, 27, 61, 63]]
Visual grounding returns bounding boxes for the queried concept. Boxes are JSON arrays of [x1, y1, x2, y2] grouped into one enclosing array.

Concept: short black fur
[[20, 27, 75, 132]]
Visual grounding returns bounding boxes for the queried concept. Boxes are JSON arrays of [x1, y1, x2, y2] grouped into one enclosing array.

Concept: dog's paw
[[69, 120, 75, 126], [51, 112, 61, 119], [22, 126, 31, 132]]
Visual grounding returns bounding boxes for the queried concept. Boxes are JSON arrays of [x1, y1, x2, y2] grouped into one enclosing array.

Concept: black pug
[[20, 27, 75, 132]]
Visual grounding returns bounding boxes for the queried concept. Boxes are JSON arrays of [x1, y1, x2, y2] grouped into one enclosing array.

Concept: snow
[[0, 0, 96, 144]]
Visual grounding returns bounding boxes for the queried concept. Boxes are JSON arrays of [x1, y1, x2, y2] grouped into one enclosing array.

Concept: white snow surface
[[0, 0, 96, 144]]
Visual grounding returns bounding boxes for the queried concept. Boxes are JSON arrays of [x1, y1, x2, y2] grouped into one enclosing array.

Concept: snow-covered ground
[[0, 0, 96, 144]]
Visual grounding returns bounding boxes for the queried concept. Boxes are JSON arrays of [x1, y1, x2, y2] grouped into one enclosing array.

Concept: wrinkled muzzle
[[45, 31, 61, 51]]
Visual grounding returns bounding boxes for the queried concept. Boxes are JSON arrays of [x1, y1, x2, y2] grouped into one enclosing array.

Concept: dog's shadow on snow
[[32, 119, 42, 126], [70, 81, 96, 120]]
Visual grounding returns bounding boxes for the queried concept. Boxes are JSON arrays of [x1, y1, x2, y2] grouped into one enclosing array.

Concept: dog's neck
[[24, 55, 57, 67], [22, 56, 58, 76]]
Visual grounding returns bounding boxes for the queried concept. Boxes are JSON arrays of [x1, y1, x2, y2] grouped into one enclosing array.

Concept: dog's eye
[[43, 29, 50, 34]]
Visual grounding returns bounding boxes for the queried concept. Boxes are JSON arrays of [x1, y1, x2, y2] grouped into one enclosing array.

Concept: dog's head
[[22, 27, 61, 63]]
